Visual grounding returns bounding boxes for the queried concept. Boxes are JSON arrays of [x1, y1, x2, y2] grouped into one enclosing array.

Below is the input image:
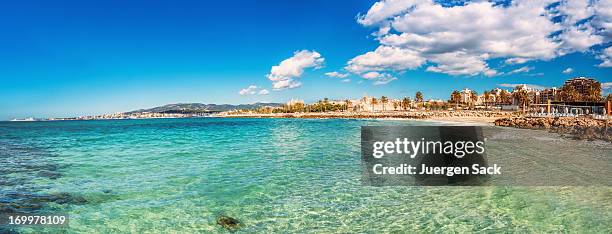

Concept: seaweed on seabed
[[0, 192, 89, 215], [216, 215, 242, 232], [0, 226, 19, 234]]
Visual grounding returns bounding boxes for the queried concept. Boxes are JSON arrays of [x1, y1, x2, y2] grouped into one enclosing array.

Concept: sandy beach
[[427, 116, 499, 125], [215, 110, 515, 125]]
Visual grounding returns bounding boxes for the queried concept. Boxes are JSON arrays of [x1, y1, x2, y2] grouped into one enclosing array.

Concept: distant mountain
[[127, 102, 283, 114]]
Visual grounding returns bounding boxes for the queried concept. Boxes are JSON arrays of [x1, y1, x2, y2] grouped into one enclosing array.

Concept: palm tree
[[393, 102, 398, 111], [483, 91, 491, 109], [360, 96, 369, 112], [402, 97, 410, 110], [380, 96, 388, 111], [344, 99, 352, 112], [317, 100, 323, 112], [371, 97, 378, 112], [450, 90, 461, 108], [561, 85, 580, 102], [415, 91, 423, 108], [606, 94, 612, 114], [500, 90, 509, 104], [470, 91, 478, 108], [293, 102, 304, 112], [586, 82, 602, 102], [323, 98, 329, 112], [515, 90, 529, 112]]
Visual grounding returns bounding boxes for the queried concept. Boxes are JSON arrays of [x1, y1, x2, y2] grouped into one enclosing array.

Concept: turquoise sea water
[[0, 118, 610, 233]]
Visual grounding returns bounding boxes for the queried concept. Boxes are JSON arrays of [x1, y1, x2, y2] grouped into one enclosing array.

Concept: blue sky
[[0, 0, 610, 120]]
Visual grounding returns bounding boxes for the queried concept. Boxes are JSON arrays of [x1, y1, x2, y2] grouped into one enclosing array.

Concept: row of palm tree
[[249, 84, 608, 114], [515, 83, 603, 106], [559, 83, 603, 102], [266, 92, 426, 114], [365, 92, 425, 112], [450, 85, 606, 111]]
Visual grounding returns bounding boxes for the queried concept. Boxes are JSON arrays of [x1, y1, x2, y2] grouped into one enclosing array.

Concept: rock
[[496, 116, 610, 142], [38, 170, 61, 179], [216, 215, 241, 231]]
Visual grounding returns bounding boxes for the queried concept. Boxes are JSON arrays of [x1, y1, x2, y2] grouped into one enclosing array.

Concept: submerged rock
[[38, 170, 61, 179], [216, 215, 241, 231], [19, 192, 88, 205]]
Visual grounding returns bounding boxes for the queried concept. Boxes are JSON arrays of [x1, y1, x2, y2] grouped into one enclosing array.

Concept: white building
[[460, 88, 474, 103], [286, 99, 304, 107]]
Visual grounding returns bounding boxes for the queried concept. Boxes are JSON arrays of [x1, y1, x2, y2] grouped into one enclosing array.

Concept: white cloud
[[557, 0, 594, 26], [562, 67, 574, 73], [525, 72, 545, 77], [267, 50, 324, 90], [554, 0, 611, 53], [426, 51, 497, 76], [602, 82, 612, 92], [325, 71, 349, 78], [326, 72, 352, 83], [347, 0, 611, 78], [239, 85, 258, 95], [239, 85, 269, 96], [499, 83, 547, 90], [359, 71, 398, 85], [593, 0, 612, 39], [346, 46, 425, 74], [361, 71, 383, 79], [559, 26, 604, 52], [373, 76, 397, 85], [388, 1, 559, 59], [357, 0, 426, 26], [598, 46, 612, 67], [505, 57, 531, 64], [506, 66, 534, 75]]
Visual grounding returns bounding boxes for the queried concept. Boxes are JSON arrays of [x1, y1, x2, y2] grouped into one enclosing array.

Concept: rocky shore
[[495, 116, 611, 142]]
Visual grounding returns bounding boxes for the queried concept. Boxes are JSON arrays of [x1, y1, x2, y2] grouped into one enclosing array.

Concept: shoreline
[[4, 112, 609, 141], [1, 114, 502, 124], [214, 110, 515, 124], [427, 116, 499, 124]]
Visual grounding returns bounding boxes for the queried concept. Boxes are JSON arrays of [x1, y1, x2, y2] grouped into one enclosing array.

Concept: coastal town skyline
[[1, 0, 611, 120], [14, 76, 607, 121]]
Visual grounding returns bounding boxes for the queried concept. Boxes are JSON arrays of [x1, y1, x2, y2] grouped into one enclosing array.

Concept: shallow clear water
[[0, 118, 610, 233]]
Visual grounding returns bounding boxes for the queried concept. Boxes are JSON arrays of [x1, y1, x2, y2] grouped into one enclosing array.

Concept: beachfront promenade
[[215, 110, 517, 122]]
